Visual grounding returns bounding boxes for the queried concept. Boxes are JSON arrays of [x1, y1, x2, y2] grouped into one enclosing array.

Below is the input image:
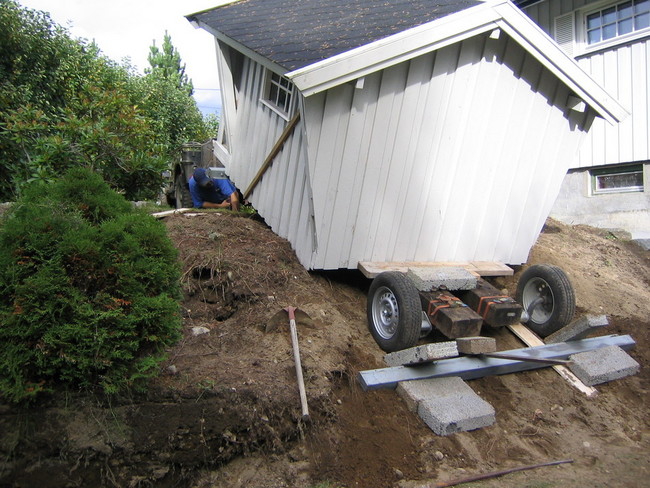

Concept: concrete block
[[397, 377, 495, 435], [384, 342, 458, 367], [407, 267, 477, 291], [545, 315, 609, 344], [569, 345, 640, 386], [456, 336, 497, 354]]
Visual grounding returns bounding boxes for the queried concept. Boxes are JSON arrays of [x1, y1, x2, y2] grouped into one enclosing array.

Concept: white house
[[188, 0, 626, 270], [516, 0, 649, 244]]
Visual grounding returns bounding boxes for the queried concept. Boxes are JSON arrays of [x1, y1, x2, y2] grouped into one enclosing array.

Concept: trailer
[[361, 261, 575, 352]]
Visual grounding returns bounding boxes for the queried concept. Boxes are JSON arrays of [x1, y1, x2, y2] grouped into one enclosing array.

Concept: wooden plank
[[152, 208, 195, 219], [358, 261, 513, 279], [243, 111, 301, 200], [507, 323, 599, 397]]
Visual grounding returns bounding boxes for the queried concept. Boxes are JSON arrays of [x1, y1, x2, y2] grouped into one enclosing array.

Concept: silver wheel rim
[[521, 277, 555, 323], [371, 286, 399, 340]]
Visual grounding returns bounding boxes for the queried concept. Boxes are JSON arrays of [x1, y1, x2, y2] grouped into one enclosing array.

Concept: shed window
[[591, 164, 644, 194], [586, 0, 649, 43], [263, 71, 294, 116]]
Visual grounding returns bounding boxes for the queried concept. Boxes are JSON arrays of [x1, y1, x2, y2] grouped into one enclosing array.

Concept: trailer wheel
[[174, 174, 193, 209], [367, 272, 421, 352], [516, 264, 575, 337]]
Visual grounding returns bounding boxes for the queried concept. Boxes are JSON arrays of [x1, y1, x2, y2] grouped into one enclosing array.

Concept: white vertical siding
[[217, 48, 316, 268], [522, 0, 649, 168], [302, 32, 593, 269]]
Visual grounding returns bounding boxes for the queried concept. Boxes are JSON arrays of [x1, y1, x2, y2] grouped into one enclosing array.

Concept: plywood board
[[358, 261, 513, 279]]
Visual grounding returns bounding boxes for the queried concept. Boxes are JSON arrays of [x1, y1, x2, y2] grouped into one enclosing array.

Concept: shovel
[[285, 306, 309, 419]]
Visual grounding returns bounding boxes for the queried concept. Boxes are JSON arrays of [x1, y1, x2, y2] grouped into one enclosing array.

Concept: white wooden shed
[[188, 0, 627, 270]]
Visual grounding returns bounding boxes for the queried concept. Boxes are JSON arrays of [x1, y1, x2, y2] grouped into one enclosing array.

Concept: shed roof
[[189, 0, 628, 124], [188, 0, 480, 71]]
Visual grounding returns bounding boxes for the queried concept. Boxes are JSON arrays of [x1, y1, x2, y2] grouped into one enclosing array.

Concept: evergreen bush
[[0, 167, 182, 402]]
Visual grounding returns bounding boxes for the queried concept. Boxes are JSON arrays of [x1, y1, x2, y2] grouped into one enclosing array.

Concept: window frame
[[578, 0, 650, 55], [260, 70, 295, 120], [590, 163, 645, 195]]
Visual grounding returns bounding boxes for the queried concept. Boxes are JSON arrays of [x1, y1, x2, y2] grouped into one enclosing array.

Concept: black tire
[[516, 264, 575, 337], [367, 272, 421, 352], [174, 174, 193, 209]]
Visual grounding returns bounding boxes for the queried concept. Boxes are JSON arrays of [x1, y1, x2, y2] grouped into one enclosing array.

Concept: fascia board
[[492, 1, 629, 124], [286, 4, 502, 97]]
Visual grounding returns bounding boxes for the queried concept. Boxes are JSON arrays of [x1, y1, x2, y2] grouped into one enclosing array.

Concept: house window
[[554, 0, 650, 56], [591, 164, 644, 194], [585, 0, 650, 45], [263, 71, 294, 116]]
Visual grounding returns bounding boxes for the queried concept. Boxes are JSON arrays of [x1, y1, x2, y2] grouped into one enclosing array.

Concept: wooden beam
[[358, 261, 513, 279], [507, 323, 598, 397], [243, 112, 301, 200]]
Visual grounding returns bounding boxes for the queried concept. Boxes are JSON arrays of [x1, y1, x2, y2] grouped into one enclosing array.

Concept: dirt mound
[[1, 213, 648, 488]]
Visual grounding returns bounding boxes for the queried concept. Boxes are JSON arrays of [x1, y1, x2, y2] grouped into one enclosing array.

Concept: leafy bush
[[0, 168, 182, 402]]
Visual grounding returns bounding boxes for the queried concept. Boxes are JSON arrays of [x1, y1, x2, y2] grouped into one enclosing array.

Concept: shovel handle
[[285, 306, 296, 321]]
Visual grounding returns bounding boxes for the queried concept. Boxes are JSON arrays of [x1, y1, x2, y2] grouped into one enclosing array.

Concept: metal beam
[[358, 335, 635, 391]]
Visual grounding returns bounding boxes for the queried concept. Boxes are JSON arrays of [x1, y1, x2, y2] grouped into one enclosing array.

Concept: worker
[[189, 167, 240, 211]]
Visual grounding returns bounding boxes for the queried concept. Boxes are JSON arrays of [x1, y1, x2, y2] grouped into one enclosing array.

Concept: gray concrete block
[[407, 267, 477, 291], [545, 315, 609, 344], [397, 377, 495, 435], [569, 345, 640, 386], [384, 342, 458, 367], [456, 336, 497, 354]]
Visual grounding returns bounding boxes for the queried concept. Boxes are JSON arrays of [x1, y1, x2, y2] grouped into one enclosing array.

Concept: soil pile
[[1, 213, 648, 488]]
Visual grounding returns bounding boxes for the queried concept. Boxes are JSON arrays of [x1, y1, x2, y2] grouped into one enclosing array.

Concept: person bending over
[[189, 167, 240, 211]]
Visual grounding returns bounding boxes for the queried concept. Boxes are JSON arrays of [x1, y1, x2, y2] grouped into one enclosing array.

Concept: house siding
[[521, 0, 650, 240], [303, 32, 594, 269], [521, 0, 650, 168], [215, 42, 317, 268]]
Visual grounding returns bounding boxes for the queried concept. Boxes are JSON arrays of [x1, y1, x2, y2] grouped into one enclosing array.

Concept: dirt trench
[[1, 213, 648, 488]]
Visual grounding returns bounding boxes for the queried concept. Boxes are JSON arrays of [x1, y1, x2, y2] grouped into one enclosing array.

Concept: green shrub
[[0, 167, 181, 402]]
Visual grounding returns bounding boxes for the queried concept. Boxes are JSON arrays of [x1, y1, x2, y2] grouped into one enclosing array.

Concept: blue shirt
[[189, 176, 237, 208]]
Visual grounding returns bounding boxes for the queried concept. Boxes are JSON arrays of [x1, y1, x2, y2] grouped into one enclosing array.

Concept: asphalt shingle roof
[[192, 0, 482, 71]]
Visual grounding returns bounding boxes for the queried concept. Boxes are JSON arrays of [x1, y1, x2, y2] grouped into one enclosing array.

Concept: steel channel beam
[[358, 334, 635, 391]]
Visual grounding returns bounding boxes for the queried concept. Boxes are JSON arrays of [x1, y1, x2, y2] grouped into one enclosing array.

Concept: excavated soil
[[1, 212, 648, 488]]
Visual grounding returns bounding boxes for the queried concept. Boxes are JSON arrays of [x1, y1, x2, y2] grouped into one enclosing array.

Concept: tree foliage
[[147, 31, 194, 96], [0, 0, 213, 201], [0, 168, 182, 403]]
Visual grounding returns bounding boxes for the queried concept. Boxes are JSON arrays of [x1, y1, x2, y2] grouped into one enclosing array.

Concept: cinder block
[[456, 336, 497, 355], [407, 267, 478, 291], [545, 315, 609, 344], [397, 377, 495, 435], [384, 342, 458, 367], [569, 345, 640, 386]]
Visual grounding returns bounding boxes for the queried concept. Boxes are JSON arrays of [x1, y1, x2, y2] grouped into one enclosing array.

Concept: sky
[[17, 0, 224, 116]]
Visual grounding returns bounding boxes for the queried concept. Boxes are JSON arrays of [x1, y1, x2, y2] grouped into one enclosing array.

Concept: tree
[[146, 31, 194, 96], [0, 1, 213, 201]]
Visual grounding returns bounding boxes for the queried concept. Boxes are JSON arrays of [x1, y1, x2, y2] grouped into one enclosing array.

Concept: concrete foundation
[[569, 345, 640, 386], [397, 377, 495, 435], [384, 342, 458, 367], [545, 315, 609, 344], [407, 267, 477, 291]]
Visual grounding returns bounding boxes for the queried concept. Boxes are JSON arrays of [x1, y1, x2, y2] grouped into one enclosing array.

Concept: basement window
[[590, 164, 644, 194], [262, 71, 294, 118]]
